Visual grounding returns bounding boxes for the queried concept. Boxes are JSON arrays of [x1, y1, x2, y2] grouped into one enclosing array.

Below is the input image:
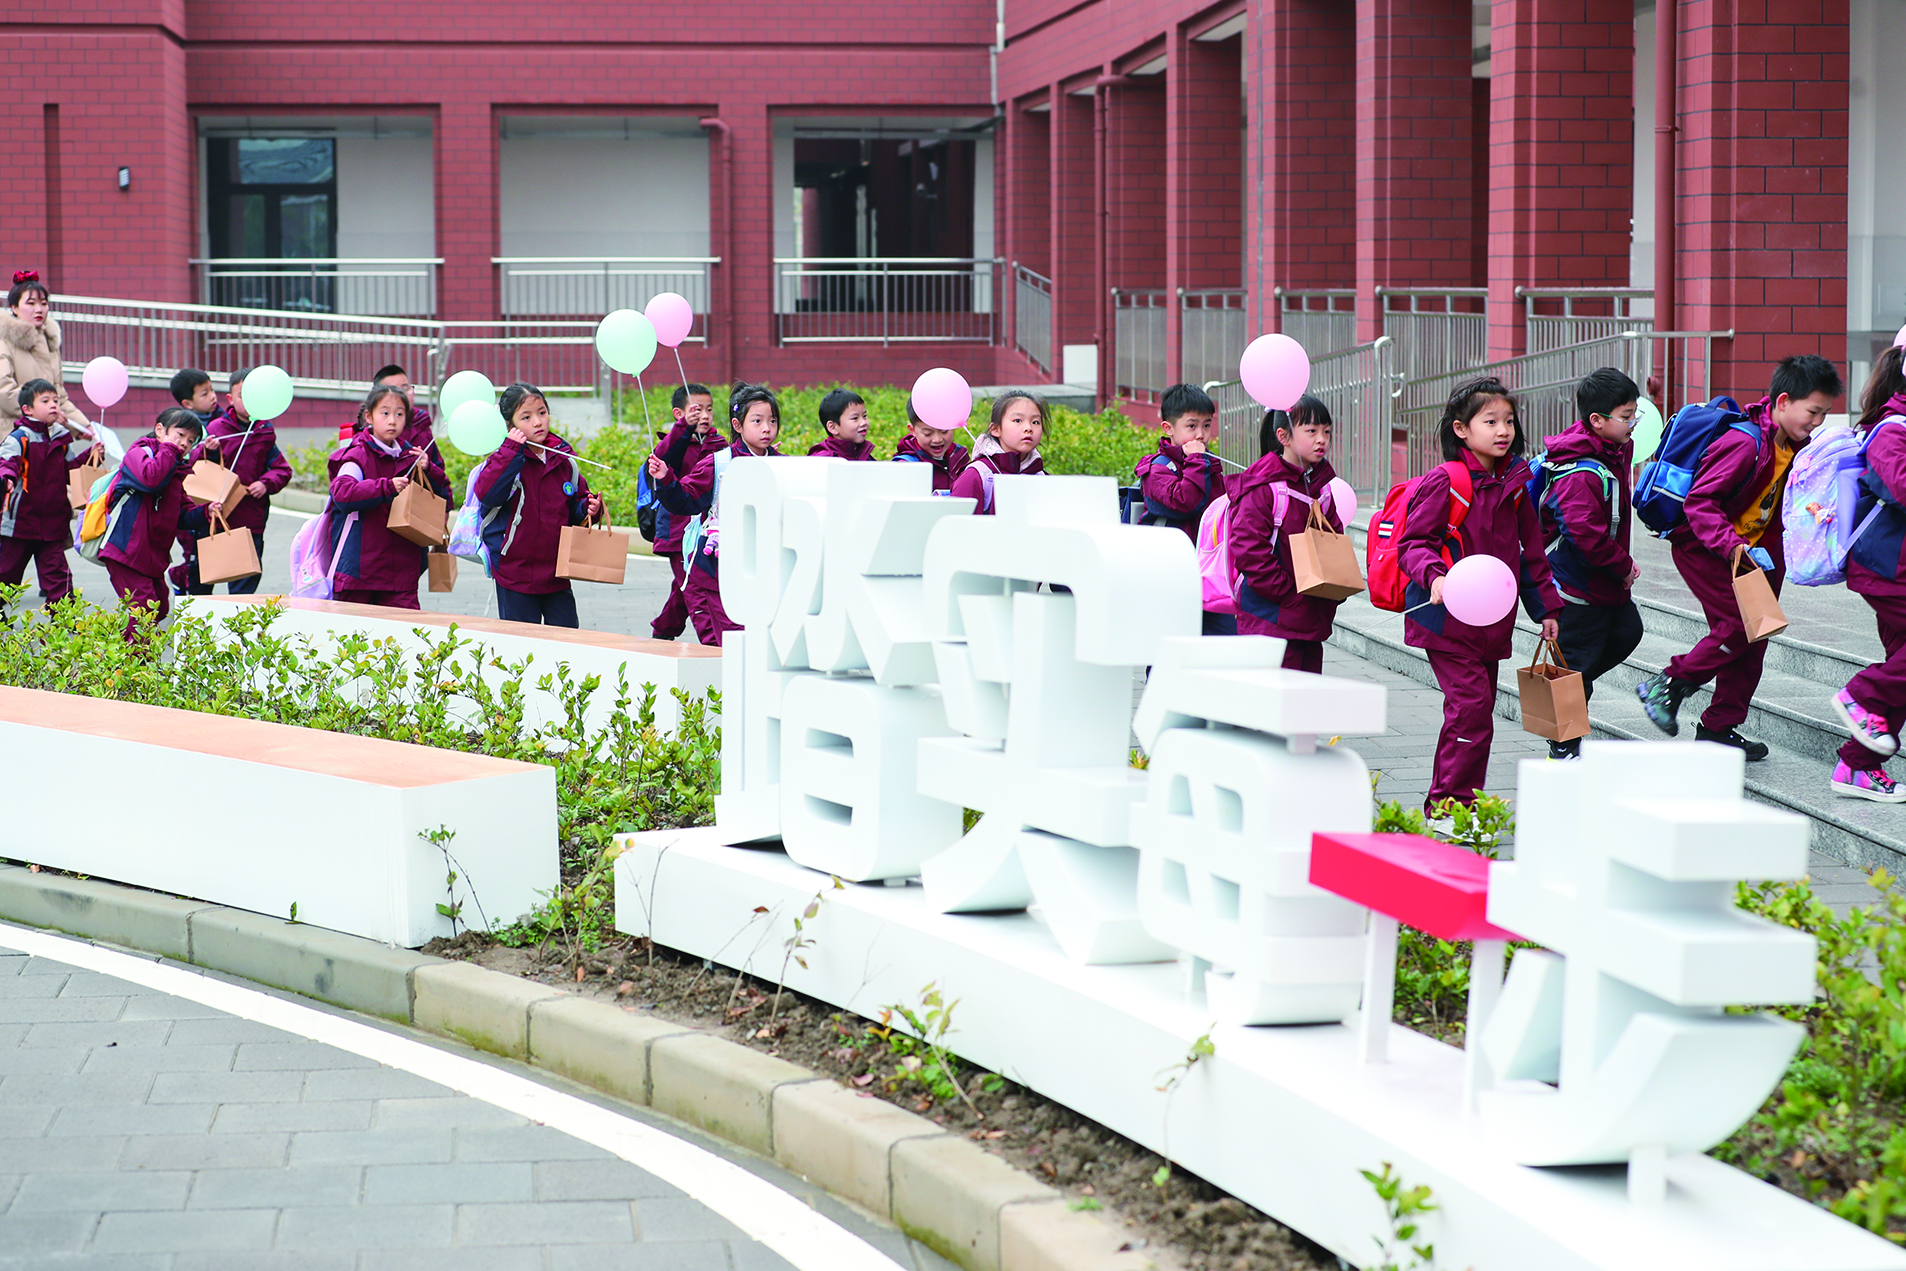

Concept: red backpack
[[1366, 461, 1476, 612]]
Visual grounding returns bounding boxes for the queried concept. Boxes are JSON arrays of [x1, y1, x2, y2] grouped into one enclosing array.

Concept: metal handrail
[[492, 255, 719, 264], [191, 257, 444, 266], [55, 293, 443, 330]]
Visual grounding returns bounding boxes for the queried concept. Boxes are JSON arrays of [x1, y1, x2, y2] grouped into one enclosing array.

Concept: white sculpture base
[[614, 827, 1906, 1271]]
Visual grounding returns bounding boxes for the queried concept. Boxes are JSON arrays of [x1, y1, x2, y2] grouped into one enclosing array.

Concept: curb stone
[[0, 862, 1169, 1270]]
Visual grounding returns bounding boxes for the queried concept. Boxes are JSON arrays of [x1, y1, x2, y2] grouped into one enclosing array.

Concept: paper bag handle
[[208, 504, 232, 536], [1527, 637, 1571, 673], [1306, 498, 1332, 532], [1731, 544, 1756, 577]]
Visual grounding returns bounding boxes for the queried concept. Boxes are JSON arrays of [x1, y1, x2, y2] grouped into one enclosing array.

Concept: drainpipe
[[1652, 0, 1677, 349], [1094, 72, 1124, 406], [700, 116, 734, 386]]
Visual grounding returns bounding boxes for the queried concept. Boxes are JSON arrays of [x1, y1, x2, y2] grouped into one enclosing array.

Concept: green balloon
[[243, 365, 294, 421], [446, 397, 506, 457], [438, 370, 495, 424], [1631, 397, 1666, 463], [594, 309, 657, 375]]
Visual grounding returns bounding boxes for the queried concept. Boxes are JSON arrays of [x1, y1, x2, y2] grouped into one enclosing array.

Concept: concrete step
[[1327, 593, 1906, 877]]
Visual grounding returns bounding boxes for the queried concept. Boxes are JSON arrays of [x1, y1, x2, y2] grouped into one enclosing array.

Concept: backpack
[[635, 464, 660, 543], [74, 470, 122, 562], [289, 509, 357, 600], [1121, 453, 1215, 527], [1195, 494, 1238, 614], [1633, 396, 1759, 535], [447, 467, 494, 571], [1786, 419, 1894, 587], [1366, 461, 1476, 613], [679, 449, 733, 562]]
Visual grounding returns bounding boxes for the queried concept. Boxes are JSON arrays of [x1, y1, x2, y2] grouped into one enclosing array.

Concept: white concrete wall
[[336, 135, 436, 316]]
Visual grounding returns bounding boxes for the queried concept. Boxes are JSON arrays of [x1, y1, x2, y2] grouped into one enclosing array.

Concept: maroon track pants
[[1662, 537, 1774, 732], [1840, 594, 1906, 772], [653, 550, 690, 640], [684, 558, 739, 647], [1426, 649, 1500, 810]]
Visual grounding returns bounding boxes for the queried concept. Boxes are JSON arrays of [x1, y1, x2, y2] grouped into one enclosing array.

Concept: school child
[[368, 363, 446, 468], [326, 383, 449, 611], [1229, 395, 1345, 661], [650, 382, 723, 640], [647, 382, 782, 646], [169, 368, 217, 425], [0, 271, 90, 432], [808, 389, 875, 460], [892, 396, 970, 492], [473, 383, 605, 628], [950, 392, 1046, 514], [1398, 378, 1562, 812], [1822, 347, 1906, 801], [183, 366, 294, 597], [1535, 367, 1644, 760], [1635, 355, 1843, 758], [98, 408, 209, 636], [1135, 383, 1221, 540], [0, 378, 95, 605]]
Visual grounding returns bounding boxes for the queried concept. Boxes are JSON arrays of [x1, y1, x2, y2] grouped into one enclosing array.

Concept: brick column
[[1007, 98, 1053, 374], [1353, 0, 1474, 343], [0, 109, 48, 281], [1486, 0, 1635, 360], [1109, 79, 1166, 399], [1051, 85, 1097, 384], [1677, 0, 1849, 391], [1167, 30, 1243, 385], [435, 98, 498, 322], [1252, 0, 1355, 337]]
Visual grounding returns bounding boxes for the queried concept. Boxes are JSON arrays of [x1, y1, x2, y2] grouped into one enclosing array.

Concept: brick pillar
[[1353, 0, 1474, 344], [1052, 85, 1097, 385], [436, 98, 498, 322], [1677, 0, 1849, 392], [1486, 0, 1634, 360], [1109, 80, 1166, 399], [1253, 0, 1355, 337], [1168, 30, 1243, 385], [1007, 99, 1053, 374], [0, 109, 49, 282]]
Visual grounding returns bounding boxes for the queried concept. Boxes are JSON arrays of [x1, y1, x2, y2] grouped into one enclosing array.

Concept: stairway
[[1332, 520, 1906, 876]]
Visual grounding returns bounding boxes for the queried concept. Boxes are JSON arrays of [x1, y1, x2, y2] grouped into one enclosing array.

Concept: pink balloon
[[1239, 333, 1311, 411], [1894, 321, 1906, 350], [911, 367, 973, 430], [645, 292, 695, 349], [81, 356, 128, 410], [1441, 554, 1519, 627], [1327, 477, 1357, 527]]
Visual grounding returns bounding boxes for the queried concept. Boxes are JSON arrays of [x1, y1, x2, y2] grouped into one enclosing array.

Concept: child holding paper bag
[[0, 378, 94, 605], [325, 383, 447, 611], [1229, 396, 1350, 673], [474, 382, 603, 627]]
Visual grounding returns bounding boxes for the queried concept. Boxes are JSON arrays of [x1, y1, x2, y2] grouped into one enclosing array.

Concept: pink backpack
[[1195, 482, 1330, 616]]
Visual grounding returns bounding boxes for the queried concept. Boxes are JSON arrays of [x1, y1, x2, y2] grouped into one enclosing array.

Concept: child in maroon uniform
[[1399, 378, 1562, 812], [647, 382, 782, 646], [366, 363, 445, 469], [1229, 396, 1343, 663], [326, 384, 448, 610], [475, 382, 604, 628], [185, 366, 294, 596], [0, 378, 95, 605], [892, 397, 970, 492], [1635, 355, 1842, 758], [650, 382, 723, 640], [1134, 383, 1220, 539], [808, 389, 875, 460], [951, 392, 1046, 514], [1827, 347, 1906, 801], [99, 408, 208, 636]]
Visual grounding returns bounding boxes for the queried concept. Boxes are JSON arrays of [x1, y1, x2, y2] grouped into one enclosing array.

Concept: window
[[206, 138, 338, 310]]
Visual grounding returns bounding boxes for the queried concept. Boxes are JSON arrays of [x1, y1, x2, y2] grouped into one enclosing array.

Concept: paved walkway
[[0, 927, 951, 1271]]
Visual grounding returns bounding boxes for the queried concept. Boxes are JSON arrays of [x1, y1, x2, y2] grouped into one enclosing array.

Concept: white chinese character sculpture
[[1130, 636, 1387, 1023], [1480, 741, 1817, 1173]]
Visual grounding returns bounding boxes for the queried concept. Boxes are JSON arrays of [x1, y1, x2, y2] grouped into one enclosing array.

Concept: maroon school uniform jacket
[[1668, 395, 1791, 573], [891, 434, 970, 492], [1135, 440, 1221, 540], [99, 436, 202, 578], [475, 431, 592, 595], [326, 435, 448, 592], [949, 448, 1045, 514], [1537, 420, 1635, 608], [655, 440, 782, 575], [1400, 450, 1562, 660], [1847, 390, 1906, 603], [650, 421, 727, 554], [807, 435, 875, 461], [351, 405, 444, 471], [191, 406, 294, 534], [0, 415, 93, 541], [1229, 453, 1343, 642]]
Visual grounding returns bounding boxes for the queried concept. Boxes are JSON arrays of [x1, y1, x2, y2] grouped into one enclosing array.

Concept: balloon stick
[[635, 372, 655, 434], [522, 438, 617, 472], [673, 346, 689, 392]]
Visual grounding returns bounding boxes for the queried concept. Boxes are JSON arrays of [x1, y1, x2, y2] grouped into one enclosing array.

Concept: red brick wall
[[1168, 30, 1245, 379], [1108, 83, 1168, 292], [1052, 89, 1099, 362]]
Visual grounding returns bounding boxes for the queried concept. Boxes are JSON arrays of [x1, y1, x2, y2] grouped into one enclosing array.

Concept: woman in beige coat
[[0, 271, 89, 430]]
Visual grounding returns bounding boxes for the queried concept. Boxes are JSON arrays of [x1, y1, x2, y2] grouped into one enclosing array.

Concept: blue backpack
[[635, 465, 660, 543], [1633, 396, 1759, 535], [1120, 453, 1215, 527]]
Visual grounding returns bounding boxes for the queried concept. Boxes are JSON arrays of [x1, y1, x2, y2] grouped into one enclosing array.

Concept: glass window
[[279, 194, 332, 260], [235, 138, 334, 186]]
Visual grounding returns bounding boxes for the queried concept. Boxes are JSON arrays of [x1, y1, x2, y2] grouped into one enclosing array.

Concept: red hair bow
[[11, 270, 39, 286]]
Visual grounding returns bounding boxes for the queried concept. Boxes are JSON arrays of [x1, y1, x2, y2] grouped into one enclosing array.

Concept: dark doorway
[[206, 138, 339, 311]]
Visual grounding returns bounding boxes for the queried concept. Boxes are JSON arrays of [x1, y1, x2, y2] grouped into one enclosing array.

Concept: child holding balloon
[[1397, 378, 1562, 812], [1228, 395, 1344, 662], [892, 397, 970, 492], [368, 364, 447, 470], [649, 382, 723, 640], [183, 366, 294, 596], [474, 382, 604, 628], [951, 392, 1047, 515], [325, 383, 448, 610], [0, 378, 96, 606], [647, 382, 782, 645]]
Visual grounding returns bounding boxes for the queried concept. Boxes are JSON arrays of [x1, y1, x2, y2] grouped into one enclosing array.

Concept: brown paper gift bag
[[1732, 545, 1789, 643], [387, 459, 447, 548], [1518, 638, 1590, 742], [556, 515, 629, 585], [183, 459, 245, 512], [197, 507, 261, 585], [427, 549, 458, 593], [1289, 498, 1367, 600], [67, 447, 105, 511]]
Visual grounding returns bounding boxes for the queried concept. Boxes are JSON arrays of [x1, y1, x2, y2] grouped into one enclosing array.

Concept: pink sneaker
[[1832, 688, 1899, 756], [1831, 760, 1906, 803]]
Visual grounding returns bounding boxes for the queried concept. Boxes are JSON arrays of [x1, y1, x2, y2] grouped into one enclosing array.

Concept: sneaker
[[1831, 688, 1899, 757], [1831, 761, 1906, 803], [1695, 724, 1770, 761], [1548, 738, 1582, 761], [1636, 673, 1688, 736]]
